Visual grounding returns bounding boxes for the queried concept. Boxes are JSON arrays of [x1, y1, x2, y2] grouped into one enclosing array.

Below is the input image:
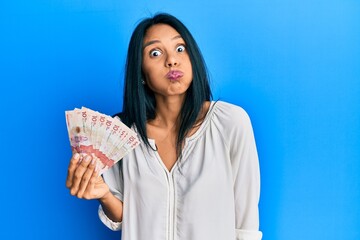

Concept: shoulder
[[211, 101, 251, 126], [208, 101, 257, 156], [207, 101, 255, 143]]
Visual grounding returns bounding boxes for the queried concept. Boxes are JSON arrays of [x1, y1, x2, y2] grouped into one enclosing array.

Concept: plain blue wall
[[0, 0, 359, 239]]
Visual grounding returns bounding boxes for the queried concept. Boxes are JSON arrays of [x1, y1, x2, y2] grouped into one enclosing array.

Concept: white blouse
[[99, 101, 262, 240]]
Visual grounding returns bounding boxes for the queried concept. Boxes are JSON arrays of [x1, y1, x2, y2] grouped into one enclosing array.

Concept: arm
[[229, 109, 262, 240], [66, 153, 124, 229], [99, 191, 123, 223], [98, 157, 125, 231]]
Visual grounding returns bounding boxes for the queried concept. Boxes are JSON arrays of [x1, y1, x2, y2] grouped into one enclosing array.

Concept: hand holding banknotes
[[64, 107, 140, 222], [66, 152, 124, 222], [66, 153, 109, 200]]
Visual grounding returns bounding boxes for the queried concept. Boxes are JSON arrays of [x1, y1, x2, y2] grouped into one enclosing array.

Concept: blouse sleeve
[[98, 161, 124, 231], [229, 108, 262, 240]]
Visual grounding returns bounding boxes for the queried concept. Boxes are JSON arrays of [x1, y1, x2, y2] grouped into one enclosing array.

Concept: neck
[[151, 94, 186, 129]]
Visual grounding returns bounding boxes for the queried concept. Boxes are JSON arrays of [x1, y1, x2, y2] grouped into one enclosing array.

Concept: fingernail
[[95, 164, 100, 173], [84, 155, 91, 162], [78, 155, 83, 163], [74, 153, 80, 160], [91, 159, 96, 165]]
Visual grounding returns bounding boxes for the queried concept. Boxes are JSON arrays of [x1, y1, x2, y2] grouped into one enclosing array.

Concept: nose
[[165, 53, 178, 67]]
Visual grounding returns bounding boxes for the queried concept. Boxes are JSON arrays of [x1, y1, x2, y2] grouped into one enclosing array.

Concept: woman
[[66, 13, 262, 240]]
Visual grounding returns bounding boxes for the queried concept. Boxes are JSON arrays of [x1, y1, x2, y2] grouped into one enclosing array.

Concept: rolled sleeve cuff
[[98, 205, 122, 231], [236, 229, 262, 240]]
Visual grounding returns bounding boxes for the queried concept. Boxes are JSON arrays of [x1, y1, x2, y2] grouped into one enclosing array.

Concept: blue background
[[0, 0, 359, 239]]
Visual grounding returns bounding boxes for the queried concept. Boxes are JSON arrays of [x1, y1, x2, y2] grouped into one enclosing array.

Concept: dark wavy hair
[[117, 13, 212, 156]]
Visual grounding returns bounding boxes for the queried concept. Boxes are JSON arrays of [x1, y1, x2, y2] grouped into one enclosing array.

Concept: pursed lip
[[166, 70, 184, 80]]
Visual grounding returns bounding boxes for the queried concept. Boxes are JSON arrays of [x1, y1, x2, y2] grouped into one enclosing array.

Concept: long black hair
[[118, 13, 212, 156]]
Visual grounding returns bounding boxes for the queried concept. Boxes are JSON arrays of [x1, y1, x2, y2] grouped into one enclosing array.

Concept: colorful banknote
[[65, 107, 140, 174]]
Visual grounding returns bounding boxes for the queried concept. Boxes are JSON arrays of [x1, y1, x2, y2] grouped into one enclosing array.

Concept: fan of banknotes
[[65, 107, 140, 175]]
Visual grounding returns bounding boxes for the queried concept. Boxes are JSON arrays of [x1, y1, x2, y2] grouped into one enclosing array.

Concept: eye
[[176, 45, 186, 53], [150, 49, 162, 57]]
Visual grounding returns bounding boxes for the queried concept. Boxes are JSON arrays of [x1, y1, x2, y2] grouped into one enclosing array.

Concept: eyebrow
[[143, 35, 183, 49]]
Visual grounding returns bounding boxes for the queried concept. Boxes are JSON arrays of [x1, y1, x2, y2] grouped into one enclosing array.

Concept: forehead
[[143, 24, 182, 42]]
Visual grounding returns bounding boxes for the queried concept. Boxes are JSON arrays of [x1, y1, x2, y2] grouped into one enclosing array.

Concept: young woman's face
[[142, 24, 193, 99]]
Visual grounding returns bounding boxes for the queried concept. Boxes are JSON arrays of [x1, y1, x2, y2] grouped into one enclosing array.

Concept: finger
[[70, 154, 93, 196], [82, 164, 101, 199], [66, 153, 82, 188], [76, 158, 97, 198]]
